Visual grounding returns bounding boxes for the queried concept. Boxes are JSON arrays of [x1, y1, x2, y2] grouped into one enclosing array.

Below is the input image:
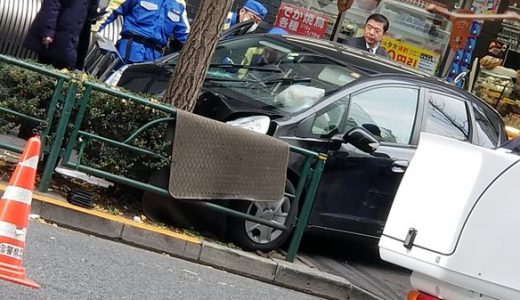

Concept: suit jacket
[[344, 37, 390, 59]]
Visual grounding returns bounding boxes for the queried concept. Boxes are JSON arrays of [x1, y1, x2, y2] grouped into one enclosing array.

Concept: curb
[[3, 184, 382, 300]]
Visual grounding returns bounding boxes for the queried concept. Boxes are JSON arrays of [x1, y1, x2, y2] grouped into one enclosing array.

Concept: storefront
[[470, 0, 520, 136], [272, 0, 454, 75]]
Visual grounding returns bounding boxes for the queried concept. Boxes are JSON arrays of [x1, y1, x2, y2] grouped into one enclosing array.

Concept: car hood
[[194, 86, 287, 122]]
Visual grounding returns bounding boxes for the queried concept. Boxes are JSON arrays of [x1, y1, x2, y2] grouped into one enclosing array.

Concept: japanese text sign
[[274, 3, 329, 39], [382, 37, 440, 75]]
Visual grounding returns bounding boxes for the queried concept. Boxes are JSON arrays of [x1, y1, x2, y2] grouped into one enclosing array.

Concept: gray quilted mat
[[169, 110, 290, 201]]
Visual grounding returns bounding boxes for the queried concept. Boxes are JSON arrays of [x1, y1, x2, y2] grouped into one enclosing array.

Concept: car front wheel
[[227, 180, 297, 252]]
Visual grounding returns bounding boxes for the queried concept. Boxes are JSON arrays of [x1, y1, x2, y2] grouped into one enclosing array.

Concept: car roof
[[255, 34, 433, 77], [358, 73, 460, 92], [155, 33, 431, 78]]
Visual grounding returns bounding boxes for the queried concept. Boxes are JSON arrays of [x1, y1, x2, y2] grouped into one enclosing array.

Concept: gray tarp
[[169, 110, 289, 202]]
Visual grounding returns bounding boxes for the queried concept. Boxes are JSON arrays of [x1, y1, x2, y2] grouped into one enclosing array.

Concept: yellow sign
[[381, 37, 440, 75]]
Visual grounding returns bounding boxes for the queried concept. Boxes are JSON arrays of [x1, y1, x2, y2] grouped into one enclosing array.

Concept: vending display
[[472, 66, 520, 134], [473, 69, 514, 106], [496, 4, 520, 51]]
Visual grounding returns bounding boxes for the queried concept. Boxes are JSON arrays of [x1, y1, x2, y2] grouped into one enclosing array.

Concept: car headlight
[[226, 115, 270, 134], [104, 65, 129, 87]]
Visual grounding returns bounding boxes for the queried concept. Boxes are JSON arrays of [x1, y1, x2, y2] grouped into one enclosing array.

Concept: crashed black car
[[107, 34, 507, 251]]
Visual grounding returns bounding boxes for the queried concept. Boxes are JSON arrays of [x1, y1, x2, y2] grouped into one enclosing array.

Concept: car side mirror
[[329, 127, 379, 152], [344, 127, 380, 153], [329, 133, 345, 151]]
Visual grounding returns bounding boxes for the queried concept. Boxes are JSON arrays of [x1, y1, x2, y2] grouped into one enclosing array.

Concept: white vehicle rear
[[379, 133, 520, 300]]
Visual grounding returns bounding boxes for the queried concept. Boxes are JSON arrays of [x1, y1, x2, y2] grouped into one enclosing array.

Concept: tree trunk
[[163, 0, 233, 112]]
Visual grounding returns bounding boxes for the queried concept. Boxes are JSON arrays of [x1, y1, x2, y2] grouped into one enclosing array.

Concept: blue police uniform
[[99, 0, 190, 64]]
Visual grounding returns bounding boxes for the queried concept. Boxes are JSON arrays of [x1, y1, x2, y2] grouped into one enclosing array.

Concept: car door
[[307, 84, 423, 238]]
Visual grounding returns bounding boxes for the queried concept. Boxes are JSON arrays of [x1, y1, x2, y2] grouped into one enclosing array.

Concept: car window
[[312, 103, 348, 136], [424, 93, 469, 141], [347, 87, 419, 144], [472, 103, 500, 147]]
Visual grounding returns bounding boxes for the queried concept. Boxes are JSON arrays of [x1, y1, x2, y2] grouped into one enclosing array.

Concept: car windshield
[[166, 36, 364, 113]]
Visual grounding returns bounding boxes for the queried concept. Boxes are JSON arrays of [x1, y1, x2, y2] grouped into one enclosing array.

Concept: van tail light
[[407, 290, 442, 300]]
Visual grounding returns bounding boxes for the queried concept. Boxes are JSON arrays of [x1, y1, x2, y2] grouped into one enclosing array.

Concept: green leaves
[[0, 63, 54, 132], [0, 62, 171, 183]]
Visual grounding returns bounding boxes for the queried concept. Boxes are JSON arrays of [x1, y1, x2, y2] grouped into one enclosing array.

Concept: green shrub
[[0, 60, 171, 183], [81, 89, 172, 181], [0, 62, 54, 131]]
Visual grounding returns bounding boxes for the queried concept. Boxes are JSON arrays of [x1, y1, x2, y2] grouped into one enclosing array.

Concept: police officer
[[223, 0, 268, 33], [98, 0, 190, 64]]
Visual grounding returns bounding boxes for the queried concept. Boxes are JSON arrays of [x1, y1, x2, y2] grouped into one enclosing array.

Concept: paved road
[[300, 236, 411, 300], [0, 221, 321, 300]]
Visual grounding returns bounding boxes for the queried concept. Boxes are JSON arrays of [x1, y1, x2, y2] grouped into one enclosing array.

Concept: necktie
[[367, 47, 373, 54]]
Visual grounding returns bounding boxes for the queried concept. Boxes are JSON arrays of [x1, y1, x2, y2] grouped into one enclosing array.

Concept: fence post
[[285, 154, 327, 262], [40, 79, 66, 150], [62, 85, 92, 163], [38, 81, 79, 192]]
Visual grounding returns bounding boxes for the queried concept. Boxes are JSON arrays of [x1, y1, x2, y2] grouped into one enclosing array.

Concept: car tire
[[141, 168, 193, 228], [227, 180, 298, 252]]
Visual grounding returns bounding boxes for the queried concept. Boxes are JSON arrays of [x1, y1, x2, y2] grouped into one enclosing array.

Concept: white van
[[379, 133, 520, 300]]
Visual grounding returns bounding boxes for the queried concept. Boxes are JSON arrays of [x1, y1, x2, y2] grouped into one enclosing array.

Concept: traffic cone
[[0, 136, 40, 288]]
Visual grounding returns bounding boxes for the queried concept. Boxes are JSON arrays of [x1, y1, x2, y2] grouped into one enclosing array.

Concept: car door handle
[[391, 160, 409, 173]]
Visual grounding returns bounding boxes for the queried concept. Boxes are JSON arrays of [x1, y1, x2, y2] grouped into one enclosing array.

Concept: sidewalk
[[0, 182, 381, 300]]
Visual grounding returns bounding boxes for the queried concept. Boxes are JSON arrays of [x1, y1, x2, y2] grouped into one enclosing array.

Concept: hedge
[[0, 60, 171, 183]]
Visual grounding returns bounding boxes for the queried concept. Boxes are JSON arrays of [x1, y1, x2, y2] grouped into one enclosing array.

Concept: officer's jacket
[[100, 0, 190, 47]]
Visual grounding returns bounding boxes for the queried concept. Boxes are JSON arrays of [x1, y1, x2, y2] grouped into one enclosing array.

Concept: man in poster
[[344, 14, 390, 58]]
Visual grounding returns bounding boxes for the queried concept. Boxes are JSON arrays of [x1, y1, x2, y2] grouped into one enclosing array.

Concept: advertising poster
[[381, 37, 440, 75], [471, 0, 501, 14], [274, 2, 330, 39]]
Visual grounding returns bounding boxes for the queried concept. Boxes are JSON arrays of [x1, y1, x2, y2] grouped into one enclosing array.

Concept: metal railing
[[0, 55, 70, 155], [0, 54, 327, 262]]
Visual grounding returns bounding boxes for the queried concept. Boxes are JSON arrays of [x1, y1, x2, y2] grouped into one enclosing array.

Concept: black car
[[108, 34, 507, 251]]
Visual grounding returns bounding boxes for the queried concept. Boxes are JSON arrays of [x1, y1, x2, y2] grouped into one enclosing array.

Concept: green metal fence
[[0, 55, 71, 155], [0, 54, 327, 262]]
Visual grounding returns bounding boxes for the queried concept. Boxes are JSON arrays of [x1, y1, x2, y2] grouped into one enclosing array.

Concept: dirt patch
[[0, 158, 201, 239]]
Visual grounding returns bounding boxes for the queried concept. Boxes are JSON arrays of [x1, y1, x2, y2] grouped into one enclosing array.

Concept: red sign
[[274, 3, 329, 39]]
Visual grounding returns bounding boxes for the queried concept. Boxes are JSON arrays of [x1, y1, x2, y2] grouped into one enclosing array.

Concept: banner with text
[[274, 3, 329, 39], [382, 37, 440, 75]]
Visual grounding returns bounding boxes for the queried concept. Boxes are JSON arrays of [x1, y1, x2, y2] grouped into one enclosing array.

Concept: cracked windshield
[[205, 36, 362, 113]]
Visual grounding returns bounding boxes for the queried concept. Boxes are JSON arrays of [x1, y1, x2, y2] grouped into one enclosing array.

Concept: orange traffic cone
[[0, 136, 40, 288]]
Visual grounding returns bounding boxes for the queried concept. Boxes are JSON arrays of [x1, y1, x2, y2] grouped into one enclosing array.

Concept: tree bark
[[163, 0, 233, 112]]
